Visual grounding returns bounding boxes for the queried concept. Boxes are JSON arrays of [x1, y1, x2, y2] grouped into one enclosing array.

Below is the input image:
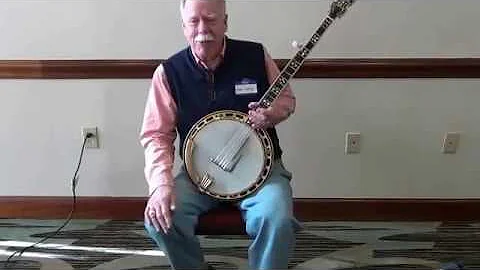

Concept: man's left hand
[[248, 102, 276, 129]]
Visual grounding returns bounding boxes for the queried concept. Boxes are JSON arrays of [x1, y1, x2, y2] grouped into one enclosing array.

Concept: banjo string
[[214, 123, 251, 169]]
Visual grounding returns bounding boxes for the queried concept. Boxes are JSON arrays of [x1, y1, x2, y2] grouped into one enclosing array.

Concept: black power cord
[[3, 133, 94, 269]]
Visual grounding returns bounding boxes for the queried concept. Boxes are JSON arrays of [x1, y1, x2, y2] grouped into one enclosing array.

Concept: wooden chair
[[196, 204, 246, 235]]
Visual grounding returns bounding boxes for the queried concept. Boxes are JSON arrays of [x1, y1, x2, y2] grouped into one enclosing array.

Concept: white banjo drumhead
[[188, 119, 265, 196]]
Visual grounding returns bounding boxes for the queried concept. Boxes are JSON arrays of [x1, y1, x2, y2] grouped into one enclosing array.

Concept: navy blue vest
[[163, 38, 282, 160]]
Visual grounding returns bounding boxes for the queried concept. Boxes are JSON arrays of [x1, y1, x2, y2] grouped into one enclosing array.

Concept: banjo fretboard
[[258, 0, 356, 108]]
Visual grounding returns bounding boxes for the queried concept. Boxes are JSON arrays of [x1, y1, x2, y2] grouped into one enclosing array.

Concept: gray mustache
[[194, 34, 214, 42]]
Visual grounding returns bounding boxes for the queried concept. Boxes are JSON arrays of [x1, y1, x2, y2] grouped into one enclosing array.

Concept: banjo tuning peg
[[291, 40, 304, 50]]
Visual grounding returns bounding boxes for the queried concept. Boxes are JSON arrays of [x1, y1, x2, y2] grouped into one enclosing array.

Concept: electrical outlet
[[442, 132, 460, 154], [345, 132, 361, 154], [81, 127, 99, 148]]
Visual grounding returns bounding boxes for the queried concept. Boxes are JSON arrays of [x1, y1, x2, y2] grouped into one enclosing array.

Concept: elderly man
[[140, 0, 299, 269]]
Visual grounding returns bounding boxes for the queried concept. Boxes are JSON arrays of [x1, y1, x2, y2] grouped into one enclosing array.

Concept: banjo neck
[[257, 0, 356, 109]]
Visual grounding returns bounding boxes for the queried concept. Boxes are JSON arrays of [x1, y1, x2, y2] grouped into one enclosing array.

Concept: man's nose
[[197, 20, 209, 32]]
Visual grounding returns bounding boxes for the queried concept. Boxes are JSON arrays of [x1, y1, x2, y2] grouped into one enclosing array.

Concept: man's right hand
[[145, 185, 176, 234]]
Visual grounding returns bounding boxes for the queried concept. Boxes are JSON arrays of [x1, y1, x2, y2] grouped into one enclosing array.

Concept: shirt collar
[[192, 37, 226, 71]]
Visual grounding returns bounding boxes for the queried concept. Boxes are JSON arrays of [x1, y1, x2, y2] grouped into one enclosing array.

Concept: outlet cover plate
[[345, 132, 361, 154], [442, 132, 460, 154], [81, 127, 99, 148]]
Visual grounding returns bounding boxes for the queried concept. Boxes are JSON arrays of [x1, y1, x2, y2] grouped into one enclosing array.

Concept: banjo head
[[183, 110, 274, 200]]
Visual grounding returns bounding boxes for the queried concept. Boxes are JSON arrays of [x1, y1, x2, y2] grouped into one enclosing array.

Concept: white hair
[[180, 0, 226, 19]]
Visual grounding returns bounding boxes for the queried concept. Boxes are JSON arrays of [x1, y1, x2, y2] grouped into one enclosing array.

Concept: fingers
[[145, 207, 162, 232], [164, 194, 177, 230], [248, 108, 271, 129], [146, 204, 171, 234], [156, 205, 169, 234], [248, 102, 259, 109], [170, 193, 176, 211], [144, 208, 151, 226]]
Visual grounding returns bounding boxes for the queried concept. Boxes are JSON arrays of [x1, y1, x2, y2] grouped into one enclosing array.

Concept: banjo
[[183, 0, 356, 200]]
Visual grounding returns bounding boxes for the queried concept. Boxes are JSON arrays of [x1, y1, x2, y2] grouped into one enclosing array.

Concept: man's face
[[182, 0, 227, 63]]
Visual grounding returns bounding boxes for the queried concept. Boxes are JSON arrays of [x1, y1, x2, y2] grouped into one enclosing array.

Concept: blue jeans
[[145, 160, 301, 269]]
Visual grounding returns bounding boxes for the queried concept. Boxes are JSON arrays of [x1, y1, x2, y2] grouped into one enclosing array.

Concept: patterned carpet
[[0, 219, 476, 269]]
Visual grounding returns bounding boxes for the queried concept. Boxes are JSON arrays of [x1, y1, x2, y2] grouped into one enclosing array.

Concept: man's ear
[[181, 18, 185, 28], [224, 14, 228, 32]]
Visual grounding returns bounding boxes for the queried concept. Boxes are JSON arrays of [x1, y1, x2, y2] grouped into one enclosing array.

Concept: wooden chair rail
[[1, 58, 480, 79]]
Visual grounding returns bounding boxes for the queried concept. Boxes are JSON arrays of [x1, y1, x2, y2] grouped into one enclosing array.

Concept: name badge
[[235, 79, 258, 95]]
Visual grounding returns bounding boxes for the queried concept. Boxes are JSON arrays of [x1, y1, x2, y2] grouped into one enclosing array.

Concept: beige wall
[[1, 0, 479, 197]]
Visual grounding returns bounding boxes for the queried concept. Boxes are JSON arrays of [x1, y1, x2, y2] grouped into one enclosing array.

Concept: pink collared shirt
[[140, 45, 296, 195]]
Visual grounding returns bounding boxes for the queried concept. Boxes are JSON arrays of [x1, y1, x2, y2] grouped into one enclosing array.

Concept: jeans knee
[[246, 208, 294, 236], [270, 212, 294, 233], [144, 208, 196, 240]]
